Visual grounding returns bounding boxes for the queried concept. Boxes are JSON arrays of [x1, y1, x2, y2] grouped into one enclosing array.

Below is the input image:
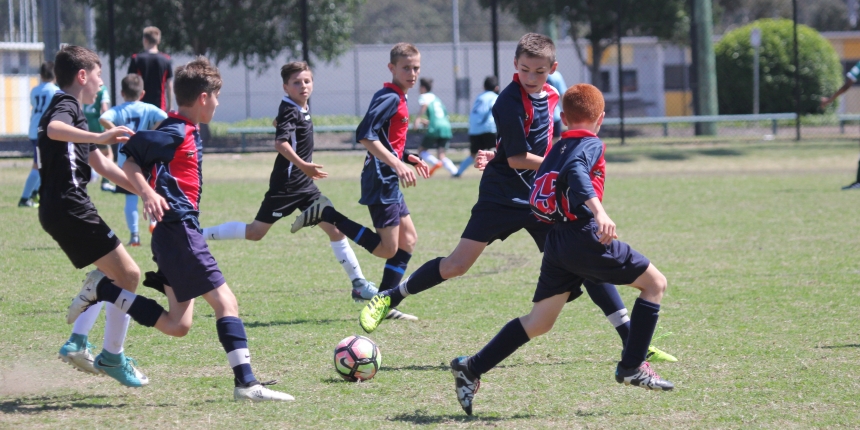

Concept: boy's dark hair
[[174, 56, 222, 107], [54, 45, 101, 88], [390, 43, 419, 65], [280, 61, 311, 83], [515, 33, 556, 64], [121, 74, 144, 99], [419, 78, 433, 92], [39, 61, 55, 81], [143, 26, 161, 45], [483, 76, 498, 92], [563, 84, 604, 124]]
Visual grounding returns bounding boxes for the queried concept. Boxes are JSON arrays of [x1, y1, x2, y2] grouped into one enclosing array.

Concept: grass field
[[1, 139, 859, 429]]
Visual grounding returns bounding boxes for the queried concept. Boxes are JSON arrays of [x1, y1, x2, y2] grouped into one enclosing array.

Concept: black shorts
[[39, 203, 121, 269], [469, 133, 496, 154], [533, 219, 650, 303], [461, 200, 551, 251], [368, 199, 410, 229], [151, 219, 226, 303], [254, 185, 321, 224], [421, 136, 450, 150]]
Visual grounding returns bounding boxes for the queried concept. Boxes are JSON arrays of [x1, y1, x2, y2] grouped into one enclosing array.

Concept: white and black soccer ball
[[333, 335, 381, 382]]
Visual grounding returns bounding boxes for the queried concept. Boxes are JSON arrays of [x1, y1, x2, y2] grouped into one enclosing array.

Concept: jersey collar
[[561, 129, 598, 138], [281, 95, 309, 113], [384, 82, 407, 99], [168, 111, 197, 126]]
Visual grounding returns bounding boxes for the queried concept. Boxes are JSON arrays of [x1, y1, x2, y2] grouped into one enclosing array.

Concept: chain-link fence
[[2, 0, 860, 154]]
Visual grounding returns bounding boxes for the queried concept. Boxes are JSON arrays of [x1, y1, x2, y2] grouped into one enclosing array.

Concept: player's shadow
[[385, 360, 572, 373], [0, 394, 124, 414], [816, 344, 860, 349], [696, 148, 744, 157], [604, 153, 637, 163], [389, 409, 536, 424], [242, 317, 352, 328], [647, 152, 689, 161]]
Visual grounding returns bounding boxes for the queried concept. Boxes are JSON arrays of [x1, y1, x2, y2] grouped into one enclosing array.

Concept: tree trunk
[[590, 39, 605, 89]]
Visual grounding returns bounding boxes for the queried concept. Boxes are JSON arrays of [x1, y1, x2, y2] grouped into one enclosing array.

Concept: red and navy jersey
[[36, 91, 96, 210], [355, 83, 410, 205], [120, 113, 203, 225], [530, 130, 606, 223], [128, 52, 173, 110], [479, 74, 559, 207]]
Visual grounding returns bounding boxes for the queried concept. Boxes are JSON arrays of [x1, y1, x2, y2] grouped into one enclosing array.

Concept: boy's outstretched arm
[[359, 138, 428, 187], [507, 152, 544, 171], [122, 159, 169, 222], [47, 120, 133, 146], [89, 149, 134, 192], [274, 138, 327, 180]]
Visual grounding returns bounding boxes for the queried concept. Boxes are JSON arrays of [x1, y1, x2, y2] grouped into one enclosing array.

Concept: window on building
[[598, 70, 611, 93], [621, 70, 638, 93], [664, 64, 691, 90]]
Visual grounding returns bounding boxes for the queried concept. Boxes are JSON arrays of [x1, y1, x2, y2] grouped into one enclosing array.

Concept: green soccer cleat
[[359, 294, 391, 333], [646, 345, 678, 363]]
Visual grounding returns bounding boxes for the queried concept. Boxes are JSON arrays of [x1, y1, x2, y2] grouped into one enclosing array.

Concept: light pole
[[751, 27, 761, 115]]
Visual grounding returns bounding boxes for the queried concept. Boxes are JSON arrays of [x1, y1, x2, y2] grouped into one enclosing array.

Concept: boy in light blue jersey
[[19, 62, 59, 207], [100, 74, 168, 246], [546, 70, 567, 141], [456, 76, 499, 177]]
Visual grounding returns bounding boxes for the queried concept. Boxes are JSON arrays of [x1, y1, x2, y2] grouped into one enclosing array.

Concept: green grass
[[1, 140, 859, 428]]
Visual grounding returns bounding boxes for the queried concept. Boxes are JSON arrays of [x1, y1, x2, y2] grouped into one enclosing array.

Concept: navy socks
[[322, 207, 381, 254], [619, 298, 661, 369], [468, 318, 531, 377], [96, 277, 163, 327], [583, 281, 631, 347], [379, 249, 411, 292], [216, 316, 257, 386], [384, 257, 445, 308]]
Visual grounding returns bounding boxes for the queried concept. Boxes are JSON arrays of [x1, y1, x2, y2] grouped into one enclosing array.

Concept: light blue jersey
[[29, 82, 60, 139], [546, 71, 567, 123], [101, 100, 167, 166], [468, 90, 498, 136]]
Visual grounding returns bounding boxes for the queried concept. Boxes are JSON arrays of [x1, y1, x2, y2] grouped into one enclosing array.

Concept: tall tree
[[480, 0, 687, 89], [80, 0, 361, 69]]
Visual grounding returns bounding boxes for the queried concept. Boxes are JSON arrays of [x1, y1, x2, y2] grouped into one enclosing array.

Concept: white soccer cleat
[[385, 308, 418, 321], [290, 196, 333, 233], [234, 383, 295, 402], [67, 270, 104, 324]]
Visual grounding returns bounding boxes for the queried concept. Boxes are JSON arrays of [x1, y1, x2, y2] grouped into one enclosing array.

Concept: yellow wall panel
[[665, 91, 692, 116]]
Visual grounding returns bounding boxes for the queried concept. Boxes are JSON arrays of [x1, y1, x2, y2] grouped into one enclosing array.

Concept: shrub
[[715, 19, 842, 115]]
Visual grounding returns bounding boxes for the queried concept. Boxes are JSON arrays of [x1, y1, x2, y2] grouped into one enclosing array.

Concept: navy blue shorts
[[30, 139, 37, 162], [534, 219, 650, 303], [461, 200, 552, 251], [151, 219, 226, 303], [367, 199, 410, 229]]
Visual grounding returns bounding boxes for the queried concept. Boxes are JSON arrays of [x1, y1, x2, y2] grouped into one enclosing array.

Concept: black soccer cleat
[[841, 182, 860, 190], [615, 361, 674, 391], [450, 356, 481, 415]]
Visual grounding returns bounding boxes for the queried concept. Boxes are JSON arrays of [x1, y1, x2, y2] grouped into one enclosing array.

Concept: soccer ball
[[333, 335, 381, 382]]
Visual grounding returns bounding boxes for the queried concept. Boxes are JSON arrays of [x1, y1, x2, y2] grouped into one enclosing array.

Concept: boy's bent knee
[[520, 315, 555, 338]]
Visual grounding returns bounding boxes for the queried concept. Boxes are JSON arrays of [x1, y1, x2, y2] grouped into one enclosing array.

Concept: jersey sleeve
[[418, 92, 432, 106], [164, 56, 174, 79], [355, 93, 399, 143], [100, 87, 111, 105], [49, 98, 80, 128], [561, 139, 605, 204], [493, 99, 530, 157], [99, 106, 119, 125], [275, 107, 298, 142], [120, 130, 181, 170]]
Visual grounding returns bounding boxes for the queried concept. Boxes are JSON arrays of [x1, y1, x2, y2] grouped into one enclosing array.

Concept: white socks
[[71, 301, 104, 336], [203, 221, 247, 241], [103, 304, 131, 354], [420, 151, 440, 166], [330, 238, 364, 281], [442, 157, 458, 175]]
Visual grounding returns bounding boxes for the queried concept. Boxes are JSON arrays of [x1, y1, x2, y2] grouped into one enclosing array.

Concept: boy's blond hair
[[390, 43, 419, 65], [280, 61, 311, 83], [563, 84, 604, 125], [515, 33, 556, 64], [54, 45, 101, 88], [174, 56, 222, 107], [143, 26, 161, 45]]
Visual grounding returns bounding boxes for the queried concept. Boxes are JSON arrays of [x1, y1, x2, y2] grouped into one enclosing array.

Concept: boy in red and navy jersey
[[356, 34, 677, 372], [292, 43, 429, 321], [68, 57, 294, 402], [448, 84, 675, 415]]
